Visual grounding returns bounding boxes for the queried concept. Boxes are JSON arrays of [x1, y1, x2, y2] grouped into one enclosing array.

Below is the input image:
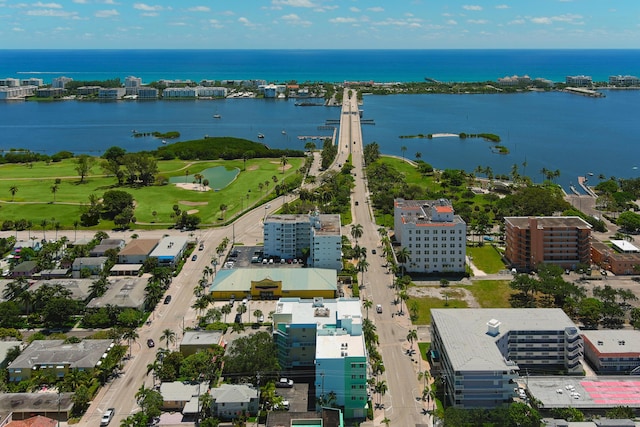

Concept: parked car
[[100, 408, 115, 426], [371, 249, 377, 255], [273, 400, 290, 410], [147, 339, 155, 348], [191, 254, 198, 261], [277, 378, 294, 388], [164, 295, 172, 304], [376, 304, 383, 314]]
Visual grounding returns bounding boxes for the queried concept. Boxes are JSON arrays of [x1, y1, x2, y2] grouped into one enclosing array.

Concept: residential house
[[90, 239, 125, 257], [11, 261, 38, 278], [180, 330, 225, 356], [117, 239, 158, 264], [149, 236, 188, 267], [210, 384, 259, 420], [72, 257, 108, 278], [160, 381, 208, 412]]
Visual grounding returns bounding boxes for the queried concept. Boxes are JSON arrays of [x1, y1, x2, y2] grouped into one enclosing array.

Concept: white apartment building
[[609, 75, 639, 86], [0, 86, 37, 100], [98, 87, 126, 99], [20, 78, 43, 87], [137, 87, 159, 99], [52, 76, 73, 89], [566, 75, 593, 86], [0, 78, 20, 87], [431, 308, 583, 409], [264, 212, 342, 270], [124, 76, 142, 95], [196, 86, 228, 97], [393, 198, 466, 273], [162, 87, 197, 98]]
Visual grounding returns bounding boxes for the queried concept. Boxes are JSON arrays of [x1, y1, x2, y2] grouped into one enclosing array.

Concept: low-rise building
[[430, 308, 582, 409], [591, 240, 640, 275], [136, 87, 159, 99], [162, 87, 197, 98], [393, 198, 467, 274], [0, 86, 37, 100], [149, 236, 188, 267], [86, 276, 147, 310], [7, 339, 113, 382], [210, 384, 259, 420], [0, 78, 20, 87], [51, 76, 73, 89], [36, 88, 65, 98], [98, 87, 126, 99], [196, 86, 228, 97], [504, 216, 592, 271], [180, 330, 225, 356], [160, 381, 209, 412], [582, 330, 640, 375], [209, 268, 337, 300], [90, 238, 125, 257], [72, 257, 108, 278], [609, 75, 639, 86], [0, 393, 73, 421], [30, 279, 93, 302], [272, 297, 367, 419], [19, 78, 44, 87], [117, 239, 159, 264], [76, 86, 101, 96], [11, 261, 38, 278]]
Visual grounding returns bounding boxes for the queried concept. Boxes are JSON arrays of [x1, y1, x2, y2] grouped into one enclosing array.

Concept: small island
[[399, 132, 508, 154]]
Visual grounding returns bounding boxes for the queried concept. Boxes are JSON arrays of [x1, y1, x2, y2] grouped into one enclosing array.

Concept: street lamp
[[57, 389, 61, 427]]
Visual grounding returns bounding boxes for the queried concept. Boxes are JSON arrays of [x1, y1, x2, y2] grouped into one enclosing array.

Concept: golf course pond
[[169, 166, 240, 190]]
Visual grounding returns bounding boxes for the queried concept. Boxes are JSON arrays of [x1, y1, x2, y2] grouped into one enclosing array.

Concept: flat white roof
[[316, 333, 365, 359], [275, 297, 361, 327], [610, 240, 640, 253], [582, 329, 640, 354]]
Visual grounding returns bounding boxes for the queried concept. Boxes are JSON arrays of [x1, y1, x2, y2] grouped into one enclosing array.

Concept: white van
[[100, 408, 115, 426]]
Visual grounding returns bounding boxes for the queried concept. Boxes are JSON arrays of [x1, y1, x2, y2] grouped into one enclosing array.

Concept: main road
[[339, 88, 431, 427]]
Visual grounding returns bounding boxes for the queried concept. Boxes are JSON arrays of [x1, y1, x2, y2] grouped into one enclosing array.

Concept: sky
[[0, 0, 639, 49]]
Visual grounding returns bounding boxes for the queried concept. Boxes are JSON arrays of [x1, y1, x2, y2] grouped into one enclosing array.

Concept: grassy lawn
[[466, 280, 513, 308], [0, 156, 303, 229], [417, 342, 430, 361], [467, 245, 506, 274], [411, 294, 468, 325]]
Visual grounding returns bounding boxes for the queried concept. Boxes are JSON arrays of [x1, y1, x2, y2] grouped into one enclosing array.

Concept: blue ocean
[[0, 49, 639, 191]]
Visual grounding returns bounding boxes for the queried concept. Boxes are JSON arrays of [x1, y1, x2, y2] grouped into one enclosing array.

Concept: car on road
[[199, 243, 204, 251], [100, 408, 115, 426], [355, 201, 359, 206], [191, 254, 198, 261], [164, 295, 172, 304], [277, 378, 294, 388], [371, 249, 376, 255], [147, 338, 155, 348], [376, 304, 383, 314]]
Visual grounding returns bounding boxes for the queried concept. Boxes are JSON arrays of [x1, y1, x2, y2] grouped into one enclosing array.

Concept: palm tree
[[418, 370, 430, 400], [231, 322, 245, 334], [253, 309, 263, 324], [395, 247, 411, 275], [2, 277, 28, 300], [280, 155, 288, 174], [160, 328, 176, 349], [219, 204, 227, 220], [400, 145, 407, 160], [50, 184, 59, 203], [415, 152, 422, 160], [9, 185, 18, 202], [236, 303, 247, 323], [221, 303, 232, 323], [357, 258, 369, 291], [363, 299, 373, 319], [73, 220, 80, 241], [375, 380, 388, 407], [350, 223, 363, 246], [40, 219, 48, 241], [406, 329, 418, 352], [192, 296, 210, 318], [123, 328, 139, 358]]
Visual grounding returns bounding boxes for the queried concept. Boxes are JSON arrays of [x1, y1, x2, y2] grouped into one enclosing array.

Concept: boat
[[281, 129, 286, 135], [213, 114, 221, 119], [257, 133, 265, 139], [161, 140, 167, 144]]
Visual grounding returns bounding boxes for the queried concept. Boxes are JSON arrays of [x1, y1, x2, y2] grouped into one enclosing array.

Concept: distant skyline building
[[52, 76, 73, 89], [566, 75, 593, 86]]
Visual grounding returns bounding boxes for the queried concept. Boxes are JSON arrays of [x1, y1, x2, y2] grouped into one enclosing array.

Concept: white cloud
[[101, 0, 119, 4], [26, 8, 78, 17], [329, 17, 356, 24], [73, 0, 87, 3], [95, 9, 118, 17], [446, 19, 457, 25], [467, 19, 488, 24], [140, 12, 157, 16], [188, 6, 210, 12], [238, 16, 255, 27], [462, 5, 482, 11], [530, 14, 583, 25], [169, 21, 186, 26], [349, 7, 360, 13], [495, 4, 509, 9], [368, 7, 384, 12], [272, 0, 316, 7], [508, 19, 525, 25], [208, 19, 223, 28], [12, 26, 25, 31], [281, 13, 312, 26], [133, 3, 163, 12], [33, 2, 62, 8]]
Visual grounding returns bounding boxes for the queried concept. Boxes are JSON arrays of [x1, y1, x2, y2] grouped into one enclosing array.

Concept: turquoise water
[[169, 166, 239, 190]]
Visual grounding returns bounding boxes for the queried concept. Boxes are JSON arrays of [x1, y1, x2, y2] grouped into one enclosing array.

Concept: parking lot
[[219, 245, 305, 270]]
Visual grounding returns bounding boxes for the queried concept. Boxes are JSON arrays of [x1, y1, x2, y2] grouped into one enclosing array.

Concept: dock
[[578, 176, 597, 197]]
